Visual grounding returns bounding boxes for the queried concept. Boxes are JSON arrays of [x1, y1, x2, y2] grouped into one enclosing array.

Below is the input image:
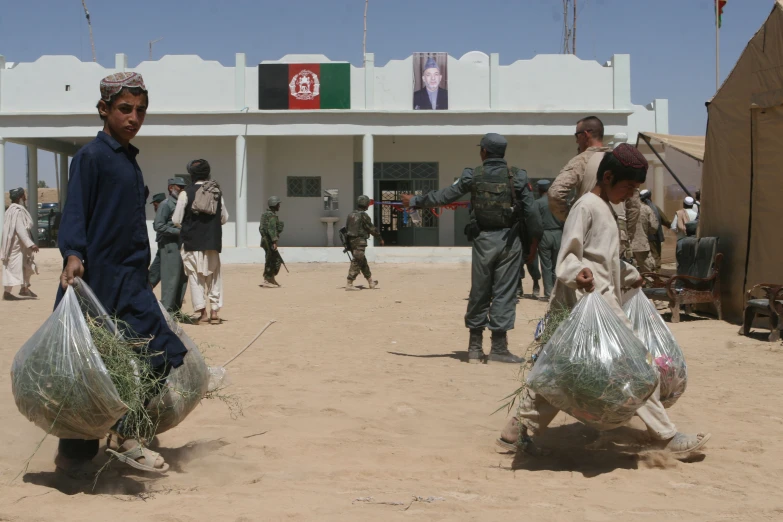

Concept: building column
[[26, 146, 38, 241], [235, 135, 248, 248], [652, 160, 665, 209], [0, 138, 5, 236], [59, 153, 69, 208], [362, 134, 374, 247]]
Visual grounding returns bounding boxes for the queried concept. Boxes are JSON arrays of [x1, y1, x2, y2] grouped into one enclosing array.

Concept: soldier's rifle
[[338, 226, 353, 261], [275, 248, 289, 273]]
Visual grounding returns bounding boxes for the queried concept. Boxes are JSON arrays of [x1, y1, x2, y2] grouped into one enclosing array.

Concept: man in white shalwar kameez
[[497, 145, 711, 457], [172, 159, 228, 324], [2, 188, 39, 300]]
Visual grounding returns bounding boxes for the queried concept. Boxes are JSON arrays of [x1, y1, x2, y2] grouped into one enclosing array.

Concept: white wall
[[499, 55, 613, 111], [0, 56, 109, 112], [262, 136, 354, 247], [131, 56, 234, 112], [1, 52, 649, 116]]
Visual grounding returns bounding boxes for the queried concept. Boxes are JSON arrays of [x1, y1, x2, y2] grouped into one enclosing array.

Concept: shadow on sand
[[387, 350, 468, 363], [21, 438, 230, 495], [504, 424, 705, 478]]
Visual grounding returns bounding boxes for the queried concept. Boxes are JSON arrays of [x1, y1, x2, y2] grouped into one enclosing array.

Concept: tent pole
[[640, 134, 692, 198]]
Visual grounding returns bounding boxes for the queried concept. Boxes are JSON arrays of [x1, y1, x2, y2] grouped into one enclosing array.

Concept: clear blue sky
[[0, 0, 775, 189]]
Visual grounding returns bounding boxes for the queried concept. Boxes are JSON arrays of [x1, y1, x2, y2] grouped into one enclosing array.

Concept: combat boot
[[265, 275, 281, 287], [346, 279, 360, 291], [367, 278, 379, 289], [487, 331, 524, 364], [531, 280, 540, 298], [468, 328, 484, 364]]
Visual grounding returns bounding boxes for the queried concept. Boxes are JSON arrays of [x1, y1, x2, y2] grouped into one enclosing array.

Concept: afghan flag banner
[[716, 0, 727, 28], [258, 63, 351, 110]]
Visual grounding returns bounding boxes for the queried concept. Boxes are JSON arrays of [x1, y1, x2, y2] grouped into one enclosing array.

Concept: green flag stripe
[[319, 63, 351, 109]]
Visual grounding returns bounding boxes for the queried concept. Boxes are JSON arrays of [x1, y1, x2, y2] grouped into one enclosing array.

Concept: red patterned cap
[[100, 72, 147, 101], [612, 143, 648, 171]]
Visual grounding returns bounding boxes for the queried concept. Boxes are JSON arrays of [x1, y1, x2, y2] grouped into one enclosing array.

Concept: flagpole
[[716, 0, 720, 92]]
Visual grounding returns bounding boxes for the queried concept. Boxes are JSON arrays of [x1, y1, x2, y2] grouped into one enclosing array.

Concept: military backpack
[[470, 166, 519, 229]]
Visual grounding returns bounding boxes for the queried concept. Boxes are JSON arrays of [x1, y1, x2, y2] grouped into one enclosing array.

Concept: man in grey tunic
[[402, 133, 542, 364], [531, 179, 564, 300], [153, 177, 188, 313]]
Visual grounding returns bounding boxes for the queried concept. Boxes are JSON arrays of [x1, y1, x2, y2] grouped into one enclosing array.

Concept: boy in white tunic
[[497, 145, 711, 456]]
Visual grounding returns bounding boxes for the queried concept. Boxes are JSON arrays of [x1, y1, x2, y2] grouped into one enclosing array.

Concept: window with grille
[[287, 176, 322, 197]]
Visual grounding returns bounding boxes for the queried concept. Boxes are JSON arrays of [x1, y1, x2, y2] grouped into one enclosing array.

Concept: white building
[[0, 51, 669, 263]]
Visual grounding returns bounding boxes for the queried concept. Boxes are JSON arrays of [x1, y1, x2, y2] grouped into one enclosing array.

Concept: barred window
[[287, 176, 322, 197]]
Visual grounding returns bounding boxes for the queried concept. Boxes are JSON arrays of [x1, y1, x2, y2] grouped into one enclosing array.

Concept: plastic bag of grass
[[10, 284, 128, 439], [146, 304, 211, 434], [526, 292, 658, 431], [622, 288, 687, 408]]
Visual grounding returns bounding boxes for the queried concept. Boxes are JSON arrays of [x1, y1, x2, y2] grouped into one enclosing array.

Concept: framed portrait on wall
[[413, 52, 448, 110]]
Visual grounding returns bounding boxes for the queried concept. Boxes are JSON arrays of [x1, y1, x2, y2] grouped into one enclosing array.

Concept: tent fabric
[[702, 0, 783, 322], [637, 132, 705, 162]]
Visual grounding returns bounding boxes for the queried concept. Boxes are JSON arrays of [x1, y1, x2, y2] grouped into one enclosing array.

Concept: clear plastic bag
[[527, 292, 658, 430], [10, 284, 128, 439], [623, 288, 687, 408], [147, 304, 211, 434]]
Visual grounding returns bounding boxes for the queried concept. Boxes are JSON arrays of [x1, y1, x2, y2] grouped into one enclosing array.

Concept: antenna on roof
[[363, 0, 369, 65], [149, 37, 164, 60], [561, 0, 578, 55], [80, 0, 97, 62]]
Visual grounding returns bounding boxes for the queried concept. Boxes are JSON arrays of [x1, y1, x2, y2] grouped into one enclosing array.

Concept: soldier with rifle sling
[[260, 196, 285, 287], [344, 195, 383, 291]]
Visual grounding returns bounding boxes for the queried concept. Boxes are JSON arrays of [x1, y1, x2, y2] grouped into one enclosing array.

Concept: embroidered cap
[[100, 72, 147, 102]]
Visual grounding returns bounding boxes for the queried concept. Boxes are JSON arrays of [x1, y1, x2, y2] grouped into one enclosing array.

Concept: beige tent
[[702, 0, 783, 322], [637, 132, 705, 163]]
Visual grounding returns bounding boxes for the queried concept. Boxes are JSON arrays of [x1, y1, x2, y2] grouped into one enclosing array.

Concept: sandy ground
[[0, 249, 781, 521]]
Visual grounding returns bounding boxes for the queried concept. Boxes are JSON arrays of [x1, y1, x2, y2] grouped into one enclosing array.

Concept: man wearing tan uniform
[[549, 116, 640, 260]]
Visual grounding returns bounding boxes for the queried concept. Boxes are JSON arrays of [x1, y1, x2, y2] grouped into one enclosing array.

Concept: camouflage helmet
[[268, 196, 281, 207], [357, 195, 371, 207]]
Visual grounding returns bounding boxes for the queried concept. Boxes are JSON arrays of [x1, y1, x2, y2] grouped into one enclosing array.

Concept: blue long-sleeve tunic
[[55, 131, 187, 369]]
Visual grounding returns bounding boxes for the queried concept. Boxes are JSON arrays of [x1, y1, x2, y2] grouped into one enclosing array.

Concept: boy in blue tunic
[[55, 72, 187, 478]]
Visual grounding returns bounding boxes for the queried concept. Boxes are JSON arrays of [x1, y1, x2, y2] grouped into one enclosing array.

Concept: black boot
[[531, 280, 540, 298], [487, 331, 523, 364], [468, 328, 484, 364]]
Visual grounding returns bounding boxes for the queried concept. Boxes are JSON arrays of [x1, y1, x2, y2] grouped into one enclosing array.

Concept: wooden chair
[[642, 237, 723, 323], [739, 284, 783, 342]]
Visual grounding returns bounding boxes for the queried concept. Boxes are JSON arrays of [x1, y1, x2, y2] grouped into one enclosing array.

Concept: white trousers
[[181, 249, 223, 312]]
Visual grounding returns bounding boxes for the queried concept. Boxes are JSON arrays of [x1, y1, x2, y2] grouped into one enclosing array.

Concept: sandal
[[658, 432, 712, 454], [105, 435, 169, 474]]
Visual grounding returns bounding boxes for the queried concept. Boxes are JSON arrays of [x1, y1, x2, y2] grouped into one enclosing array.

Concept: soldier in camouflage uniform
[[549, 116, 640, 260], [345, 195, 383, 290], [402, 133, 543, 364], [260, 196, 284, 286]]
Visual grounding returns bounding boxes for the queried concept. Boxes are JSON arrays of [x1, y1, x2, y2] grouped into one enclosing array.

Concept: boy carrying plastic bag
[[497, 144, 710, 456]]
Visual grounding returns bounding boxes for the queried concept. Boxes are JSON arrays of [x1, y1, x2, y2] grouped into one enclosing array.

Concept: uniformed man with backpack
[[260, 196, 285, 287], [344, 195, 384, 291], [402, 133, 542, 364]]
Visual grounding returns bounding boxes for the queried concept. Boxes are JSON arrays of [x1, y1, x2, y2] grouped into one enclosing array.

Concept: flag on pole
[[716, 0, 727, 28]]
